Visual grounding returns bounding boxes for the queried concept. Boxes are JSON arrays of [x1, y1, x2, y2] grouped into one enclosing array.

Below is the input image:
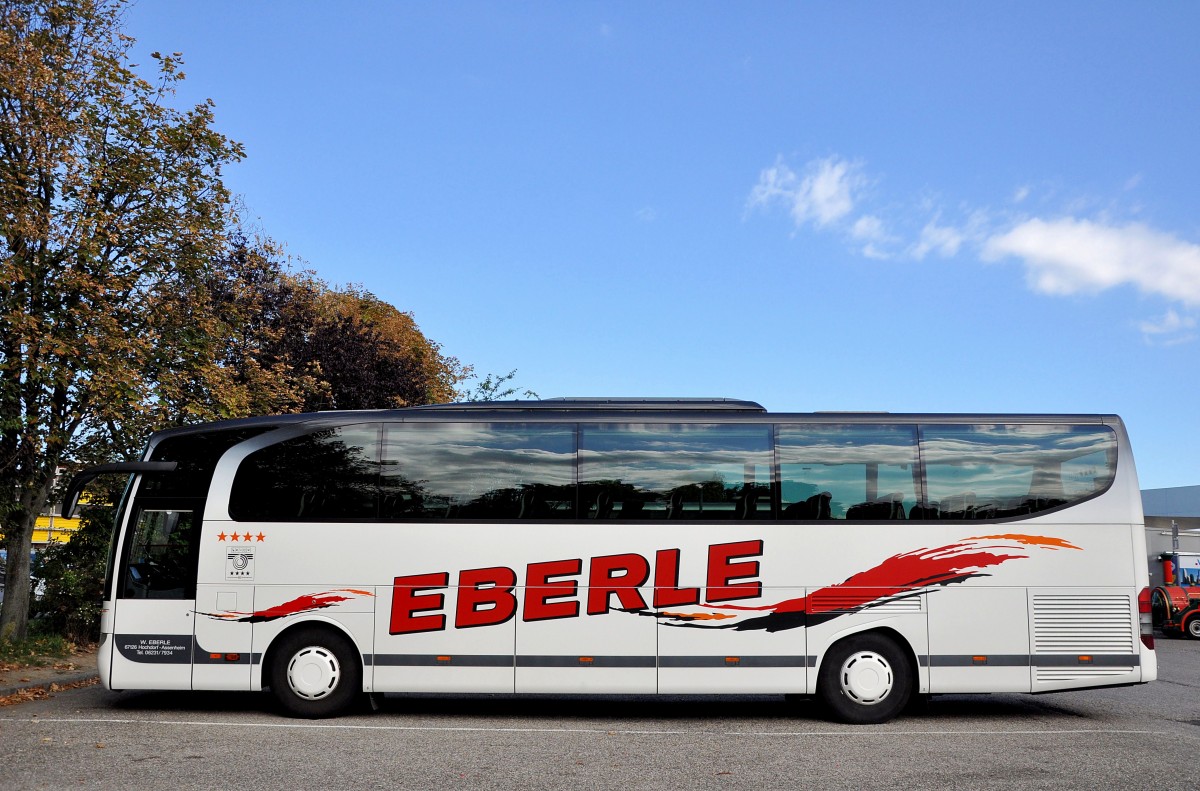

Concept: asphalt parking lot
[[2, 638, 1197, 790]]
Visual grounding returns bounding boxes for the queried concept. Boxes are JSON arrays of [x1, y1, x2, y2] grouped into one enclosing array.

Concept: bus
[[64, 398, 1156, 724]]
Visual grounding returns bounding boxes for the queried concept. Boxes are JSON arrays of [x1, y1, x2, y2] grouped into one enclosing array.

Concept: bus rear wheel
[[817, 633, 912, 724], [269, 626, 362, 718], [1187, 616, 1200, 639]]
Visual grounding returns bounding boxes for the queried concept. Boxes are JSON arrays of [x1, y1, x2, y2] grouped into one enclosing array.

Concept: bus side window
[[919, 424, 1117, 520], [579, 424, 774, 521], [380, 422, 576, 520], [777, 425, 918, 521], [230, 424, 382, 521]]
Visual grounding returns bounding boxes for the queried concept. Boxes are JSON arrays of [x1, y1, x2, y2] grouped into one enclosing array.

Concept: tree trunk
[[0, 475, 54, 642]]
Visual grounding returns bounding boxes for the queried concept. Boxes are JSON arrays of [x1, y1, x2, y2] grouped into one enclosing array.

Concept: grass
[[0, 632, 76, 669]]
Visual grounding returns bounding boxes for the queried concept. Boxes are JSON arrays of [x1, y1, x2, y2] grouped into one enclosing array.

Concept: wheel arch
[[258, 616, 366, 690], [1183, 610, 1200, 639], [814, 624, 920, 682]]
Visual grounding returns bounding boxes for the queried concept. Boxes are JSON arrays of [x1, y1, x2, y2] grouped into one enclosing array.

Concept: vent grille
[[809, 590, 923, 614], [1036, 666, 1134, 683], [1032, 594, 1134, 655]]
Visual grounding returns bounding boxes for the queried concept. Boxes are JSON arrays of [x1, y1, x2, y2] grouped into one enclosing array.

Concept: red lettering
[[523, 558, 582, 621], [586, 553, 650, 615], [389, 572, 449, 634], [705, 540, 764, 603], [455, 566, 518, 628], [391, 540, 766, 629], [652, 548, 701, 608]]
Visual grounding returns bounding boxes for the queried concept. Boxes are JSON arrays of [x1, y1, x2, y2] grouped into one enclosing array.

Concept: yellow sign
[[33, 515, 80, 545]]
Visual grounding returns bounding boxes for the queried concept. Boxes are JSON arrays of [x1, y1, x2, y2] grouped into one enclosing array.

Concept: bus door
[[109, 499, 201, 690], [192, 545, 256, 691]]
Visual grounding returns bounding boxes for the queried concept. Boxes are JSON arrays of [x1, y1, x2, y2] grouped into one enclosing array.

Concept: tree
[[29, 476, 120, 644], [459, 369, 538, 402], [274, 279, 468, 410], [0, 0, 244, 640], [208, 237, 470, 412]]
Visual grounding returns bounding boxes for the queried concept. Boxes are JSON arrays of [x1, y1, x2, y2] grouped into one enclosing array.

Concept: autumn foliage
[[212, 237, 467, 414], [0, 0, 474, 640]]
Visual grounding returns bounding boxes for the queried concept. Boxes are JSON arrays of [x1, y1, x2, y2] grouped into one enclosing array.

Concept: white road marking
[[0, 716, 1168, 737]]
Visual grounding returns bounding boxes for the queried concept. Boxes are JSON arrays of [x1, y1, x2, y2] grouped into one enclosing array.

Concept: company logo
[[226, 546, 255, 580]]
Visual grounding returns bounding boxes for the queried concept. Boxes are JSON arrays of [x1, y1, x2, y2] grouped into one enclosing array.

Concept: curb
[[0, 670, 100, 699]]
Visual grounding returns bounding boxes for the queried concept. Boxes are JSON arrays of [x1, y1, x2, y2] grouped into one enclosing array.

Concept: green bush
[[31, 503, 115, 644]]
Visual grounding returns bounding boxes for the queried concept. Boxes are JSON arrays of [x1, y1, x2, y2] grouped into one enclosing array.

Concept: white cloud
[[748, 156, 1199, 339], [796, 157, 862, 226], [861, 243, 892, 261], [747, 158, 797, 209], [1138, 309, 1197, 346], [1140, 308, 1196, 335], [635, 206, 657, 222], [852, 215, 885, 240], [851, 215, 894, 259], [910, 219, 965, 260], [981, 218, 1200, 305], [748, 155, 865, 229]]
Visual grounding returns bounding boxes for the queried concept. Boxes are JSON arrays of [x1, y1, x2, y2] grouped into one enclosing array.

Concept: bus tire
[[269, 626, 362, 718], [1187, 616, 1200, 640], [817, 633, 912, 725]]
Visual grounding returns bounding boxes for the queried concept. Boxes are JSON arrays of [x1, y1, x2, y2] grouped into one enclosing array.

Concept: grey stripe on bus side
[[192, 640, 260, 665], [367, 653, 1139, 669], [1032, 653, 1140, 667], [113, 641, 1142, 672], [919, 654, 1140, 668], [369, 654, 514, 667], [368, 655, 809, 669], [923, 654, 1030, 667], [517, 656, 656, 668], [658, 656, 810, 668]]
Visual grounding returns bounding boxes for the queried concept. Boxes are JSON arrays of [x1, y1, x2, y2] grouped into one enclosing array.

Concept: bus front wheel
[[269, 626, 362, 718], [1187, 616, 1200, 639], [817, 633, 912, 724]]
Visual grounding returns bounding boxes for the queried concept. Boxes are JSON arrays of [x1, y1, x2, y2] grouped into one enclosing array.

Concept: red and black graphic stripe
[[198, 588, 375, 623], [647, 534, 1079, 632]]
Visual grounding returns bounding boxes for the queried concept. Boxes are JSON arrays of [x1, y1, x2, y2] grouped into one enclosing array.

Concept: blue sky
[[122, 2, 1199, 489]]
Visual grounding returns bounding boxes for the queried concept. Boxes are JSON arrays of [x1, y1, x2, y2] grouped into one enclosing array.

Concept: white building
[[1142, 485, 1200, 588]]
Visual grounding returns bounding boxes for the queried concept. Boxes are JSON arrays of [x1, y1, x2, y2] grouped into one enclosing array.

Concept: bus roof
[[410, 397, 768, 412], [137, 400, 1124, 448]]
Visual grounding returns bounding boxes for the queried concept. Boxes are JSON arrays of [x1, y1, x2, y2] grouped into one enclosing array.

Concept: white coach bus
[[64, 398, 1156, 724]]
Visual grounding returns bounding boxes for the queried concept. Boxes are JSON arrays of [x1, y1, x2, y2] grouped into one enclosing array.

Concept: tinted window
[[920, 424, 1116, 519], [123, 508, 196, 599], [115, 427, 273, 599], [777, 425, 919, 520], [144, 428, 273, 498], [380, 423, 576, 519], [580, 424, 773, 519], [230, 424, 381, 521]]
